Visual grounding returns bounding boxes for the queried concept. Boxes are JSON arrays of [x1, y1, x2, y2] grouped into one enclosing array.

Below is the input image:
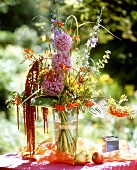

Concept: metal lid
[[102, 136, 119, 141]]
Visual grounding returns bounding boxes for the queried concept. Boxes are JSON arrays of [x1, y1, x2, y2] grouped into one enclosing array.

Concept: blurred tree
[[62, 0, 137, 42], [0, 0, 18, 13], [61, 0, 137, 92], [0, 0, 46, 119], [0, 0, 39, 31]]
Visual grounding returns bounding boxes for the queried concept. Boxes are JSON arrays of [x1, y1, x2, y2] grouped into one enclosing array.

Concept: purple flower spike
[[91, 37, 98, 48], [51, 19, 58, 23], [54, 30, 60, 37]]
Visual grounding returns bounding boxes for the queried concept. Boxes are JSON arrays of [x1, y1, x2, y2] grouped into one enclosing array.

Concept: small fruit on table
[[74, 153, 87, 165], [80, 150, 90, 163], [92, 152, 104, 164], [80, 150, 90, 157]]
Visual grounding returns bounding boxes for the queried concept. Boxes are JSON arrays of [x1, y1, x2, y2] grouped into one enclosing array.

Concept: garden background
[[0, 0, 137, 154]]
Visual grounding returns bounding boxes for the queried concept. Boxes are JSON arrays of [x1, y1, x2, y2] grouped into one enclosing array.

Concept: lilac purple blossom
[[42, 71, 64, 96], [52, 51, 72, 72], [91, 37, 98, 48], [53, 30, 60, 37], [52, 29, 60, 50], [51, 19, 58, 23], [50, 18, 58, 33], [85, 37, 98, 48], [81, 28, 99, 67], [54, 33, 72, 52]]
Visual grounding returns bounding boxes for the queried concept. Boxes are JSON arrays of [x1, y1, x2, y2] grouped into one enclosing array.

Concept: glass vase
[[53, 108, 78, 155]]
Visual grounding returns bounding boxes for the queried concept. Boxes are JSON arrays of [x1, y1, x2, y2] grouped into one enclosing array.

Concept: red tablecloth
[[0, 153, 137, 170]]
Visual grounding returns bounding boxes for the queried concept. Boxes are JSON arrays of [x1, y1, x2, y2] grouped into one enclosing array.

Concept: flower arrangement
[[7, 3, 135, 156]]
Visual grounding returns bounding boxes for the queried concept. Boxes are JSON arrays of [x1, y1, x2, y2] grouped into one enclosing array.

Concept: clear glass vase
[[53, 108, 78, 155]]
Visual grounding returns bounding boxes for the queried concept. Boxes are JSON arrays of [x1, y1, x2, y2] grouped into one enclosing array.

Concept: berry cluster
[[109, 105, 128, 117]]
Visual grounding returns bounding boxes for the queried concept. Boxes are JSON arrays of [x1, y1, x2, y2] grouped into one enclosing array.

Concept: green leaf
[[30, 96, 58, 107], [88, 105, 104, 118]]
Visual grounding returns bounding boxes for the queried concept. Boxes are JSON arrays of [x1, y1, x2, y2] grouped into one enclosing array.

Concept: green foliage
[[0, 31, 15, 46], [0, 43, 23, 119], [0, 110, 53, 154], [62, 0, 137, 91], [98, 74, 123, 100], [31, 96, 58, 107], [0, 0, 18, 13], [14, 25, 38, 48], [63, 0, 137, 42], [0, 0, 46, 31], [0, 114, 26, 154]]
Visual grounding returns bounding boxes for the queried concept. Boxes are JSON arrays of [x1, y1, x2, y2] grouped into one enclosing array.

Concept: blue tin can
[[102, 136, 119, 153]]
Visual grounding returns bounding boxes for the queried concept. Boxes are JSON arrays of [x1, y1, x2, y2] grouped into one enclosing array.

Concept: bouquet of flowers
[[7, 3, 134, 156]]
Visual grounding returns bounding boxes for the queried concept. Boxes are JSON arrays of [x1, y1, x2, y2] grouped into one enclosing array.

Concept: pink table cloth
[[0, 153, 137, 170]]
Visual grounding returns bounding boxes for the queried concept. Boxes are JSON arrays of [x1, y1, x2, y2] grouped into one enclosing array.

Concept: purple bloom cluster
[[86, 37, 98, 48], [52, 51, 72, 72], [42, 71, 64, 96], [42, 32, 72, 96], [53, 29, 60, 37], [91, 37, 98, 48], [54, 33, 72, 52]]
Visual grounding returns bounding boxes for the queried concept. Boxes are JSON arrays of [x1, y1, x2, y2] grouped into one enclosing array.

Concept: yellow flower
[[73, 84, 79, 92], [67, 77, 75, 85]]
